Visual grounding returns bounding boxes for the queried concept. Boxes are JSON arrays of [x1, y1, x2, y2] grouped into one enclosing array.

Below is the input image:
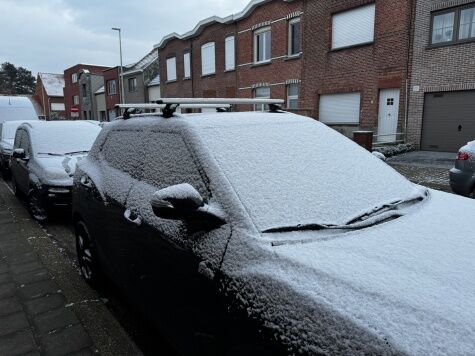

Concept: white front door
[[377, 88, 400, 143]]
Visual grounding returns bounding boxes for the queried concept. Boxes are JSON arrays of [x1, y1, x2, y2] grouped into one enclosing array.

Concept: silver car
[[10, 120, 101, 220], [449, 140, 475, 197]]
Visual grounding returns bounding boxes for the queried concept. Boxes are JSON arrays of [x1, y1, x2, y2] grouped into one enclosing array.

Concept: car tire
[[27, 189, 48, 221], [75, 220, 101, 287]]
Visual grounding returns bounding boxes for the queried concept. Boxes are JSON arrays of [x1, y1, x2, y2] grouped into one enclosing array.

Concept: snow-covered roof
[[148, 75, 160, 87], [94, 86, 105, 95], [38, 73, 65, 97], [0, 96, 39, 121], [154, 0, 296, 49], [123, 49, 158, 75]]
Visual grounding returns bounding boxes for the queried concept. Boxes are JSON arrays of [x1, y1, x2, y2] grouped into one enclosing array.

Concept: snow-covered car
[[72, 109, 475, 355], [450, 140, 475, 197], [0, 120, 39, 178], [10, 121, 102, 220]]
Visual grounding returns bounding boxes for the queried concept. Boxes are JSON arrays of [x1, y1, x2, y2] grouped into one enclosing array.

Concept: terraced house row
[[156, 0, 475, 152]]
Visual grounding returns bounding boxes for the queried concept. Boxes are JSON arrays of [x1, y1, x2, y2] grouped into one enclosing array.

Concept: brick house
[[122, 49, 160, 104], [407, 0, 475, 152], [34, 73, 65, 120], [103, 67, 120, 120], [63, 64, 110, 119], [300, 0, 413, 140], [77, 69, 105, 120], [156, 0, 304, 112]]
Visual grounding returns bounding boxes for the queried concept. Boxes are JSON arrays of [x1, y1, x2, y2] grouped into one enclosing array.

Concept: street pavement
[[387, 151, 454, 192], [0, 181, 142, 356]]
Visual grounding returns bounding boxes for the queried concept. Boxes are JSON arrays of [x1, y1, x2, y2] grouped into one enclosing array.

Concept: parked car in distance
[[73, 109, 475, 356], [11, 121, 102, 220], [450, 140, 475, 198], [0, 120, 38, 178], [0, 96, 39, 121]]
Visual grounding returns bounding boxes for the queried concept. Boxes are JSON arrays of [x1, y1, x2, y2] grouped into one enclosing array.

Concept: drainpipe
[[404, 78, 409, 143]]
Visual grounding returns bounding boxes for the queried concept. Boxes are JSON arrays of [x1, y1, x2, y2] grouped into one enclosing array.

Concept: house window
[[128, 77, 137, 92], [287, 84, 299, 109], [225, 36, 235, 71], [254, 86, 271, 111], [387, 98, 394, 106], [73, 95, 79, 105], [432, 11, 455, 43], [201, 42, 216, 76], [254, 27, 272, 63], [107, 80, 116, 95], [332, 4, 375, 49], [81, 84, 87, 97], [288, 18, 301, 55], [319, 92, 361, 124], [71, 73, 78, 83], [431, 5, 475, 45], [166, 57, 177, 81], [183, 52, 191, 79], [459, 7, 475, 40]]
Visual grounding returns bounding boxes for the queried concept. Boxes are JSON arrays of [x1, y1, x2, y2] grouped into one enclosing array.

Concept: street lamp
[[111, 27, 125, 105]]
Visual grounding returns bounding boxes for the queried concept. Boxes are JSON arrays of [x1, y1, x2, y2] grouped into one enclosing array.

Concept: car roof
[[20, 120, 101, 131]]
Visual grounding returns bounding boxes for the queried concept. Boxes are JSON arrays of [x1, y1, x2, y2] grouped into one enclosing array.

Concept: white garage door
[[319, 92, 361, 124]]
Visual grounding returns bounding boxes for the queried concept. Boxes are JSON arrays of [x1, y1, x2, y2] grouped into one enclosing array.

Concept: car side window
[[141, 132, 210, 200], [101, 130, 145, 178]]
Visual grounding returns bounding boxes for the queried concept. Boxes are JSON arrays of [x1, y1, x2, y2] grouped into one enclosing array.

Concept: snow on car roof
[[38, 73, 65, 97], [0, 96, 39, 121], [24, 120, 102, 155]]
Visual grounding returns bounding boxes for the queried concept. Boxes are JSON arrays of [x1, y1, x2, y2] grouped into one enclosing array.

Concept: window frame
[[107, 80, 117, 95], [71, 72, 78, 83], [128, 77, 137, 92], [331, 3, 376, 50], [288, 18, 301, 56], [254, 26, 272, 63], [430, 4, 475, 46], [287, 83, 299, 109], [183, 52, 191, 79], [225, 36, 236, 71], [166, 57, 177, 82], [253, 86, 271, 111], [201, 42, 216, 76], [72, 95, 79, 105]]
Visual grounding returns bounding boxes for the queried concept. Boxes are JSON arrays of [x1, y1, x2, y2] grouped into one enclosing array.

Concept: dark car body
[[72, 112, 475, 356], [450, 141, 475, 197]]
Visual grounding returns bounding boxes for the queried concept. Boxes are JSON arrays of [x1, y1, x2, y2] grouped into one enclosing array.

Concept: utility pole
[[111, 27, 125, 105]]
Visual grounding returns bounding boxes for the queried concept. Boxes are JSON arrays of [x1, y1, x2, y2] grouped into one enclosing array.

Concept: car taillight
[[457, 152, 470, 160]]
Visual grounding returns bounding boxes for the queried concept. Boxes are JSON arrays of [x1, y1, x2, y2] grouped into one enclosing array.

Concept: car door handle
[[124, 209, 142, 226], [80, 175, 93, 188]]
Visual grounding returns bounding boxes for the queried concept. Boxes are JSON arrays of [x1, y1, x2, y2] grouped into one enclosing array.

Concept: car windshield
[[197, 115, 416, 231], [33, 122, 101, 156]]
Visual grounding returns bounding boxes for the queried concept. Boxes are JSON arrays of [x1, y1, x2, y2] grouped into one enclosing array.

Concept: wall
[[407, 0, 475, 148], [103, 67, 120, 120], [123, 72, 145, 104]]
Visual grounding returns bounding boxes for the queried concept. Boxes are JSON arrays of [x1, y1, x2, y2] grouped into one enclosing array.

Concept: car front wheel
[[27, 189, 48, 221], [75, 220, 100, 287]]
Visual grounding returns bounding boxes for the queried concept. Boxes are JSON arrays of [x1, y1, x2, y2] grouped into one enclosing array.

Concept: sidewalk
[[0, 182, 141, 356]]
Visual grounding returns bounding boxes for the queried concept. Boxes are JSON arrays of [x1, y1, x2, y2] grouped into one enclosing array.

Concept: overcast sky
[[0, 0, 249, 76]]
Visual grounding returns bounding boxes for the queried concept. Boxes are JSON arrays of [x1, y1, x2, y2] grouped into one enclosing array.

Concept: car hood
[[35, 154, 86, 185], [249, 189, 475, 354], [0, 139, 14, 150]]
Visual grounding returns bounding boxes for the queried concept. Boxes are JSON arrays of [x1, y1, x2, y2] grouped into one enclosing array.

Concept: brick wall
[[103, 67, 120, 119], [300, 0, 412, 136], [407, 0, 475, 148], [159, 38, 193, 98], [63, 64, 110, 119]]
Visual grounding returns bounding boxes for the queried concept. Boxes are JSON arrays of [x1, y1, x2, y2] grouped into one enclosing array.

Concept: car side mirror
[[150, 183, 225, 227], [12, 148, 26, 160]]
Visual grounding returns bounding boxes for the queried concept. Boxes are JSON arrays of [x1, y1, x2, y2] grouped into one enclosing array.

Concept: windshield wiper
[[64, 151, 89, 155], [37, 152, 64, 156], [263, 189, 429, 234]]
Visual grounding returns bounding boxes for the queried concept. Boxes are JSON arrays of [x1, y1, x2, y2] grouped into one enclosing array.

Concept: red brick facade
[[159, 38, 193, 98], [103, 67, 120, 120], [300, 0, 413, 135], [63, 64, 110, 119]]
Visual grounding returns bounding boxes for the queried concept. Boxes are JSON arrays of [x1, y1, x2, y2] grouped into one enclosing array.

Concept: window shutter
[[166, 57, 177, 81], [225, 36, 235, 71], [319, 93, 361, 124], [332, 4, 375, 49], [184, 52, 191, 78], [201, 42, 216, 75]]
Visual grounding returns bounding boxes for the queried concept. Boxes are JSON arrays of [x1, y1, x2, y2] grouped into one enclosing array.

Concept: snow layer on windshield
[[2, 120, 36, 139], [30, 121, 101, 155], [193, 113, 414, 230]]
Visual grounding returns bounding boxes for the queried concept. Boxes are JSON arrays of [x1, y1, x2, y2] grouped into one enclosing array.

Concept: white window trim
[[71, 73, 78, 83], [287, 84, 299, 108], [201, 42, 216, 76], [166, 57, 177, 82], [254, 26, 272, 64], [288, 17, 301, 56], [183, 52, 191, 79], [225, 36, 236, 71]]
